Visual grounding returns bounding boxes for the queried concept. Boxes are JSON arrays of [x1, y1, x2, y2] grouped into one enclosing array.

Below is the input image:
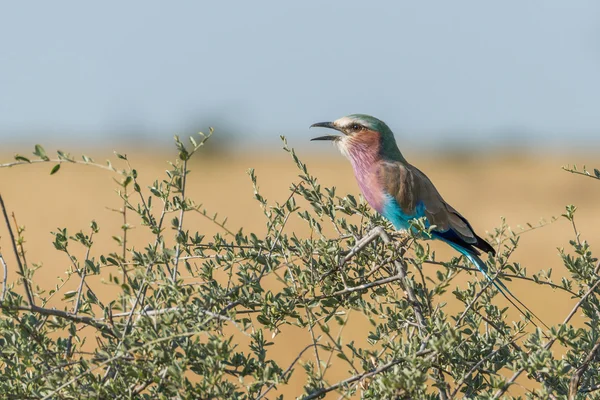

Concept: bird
[[310, 113, 547, 329]]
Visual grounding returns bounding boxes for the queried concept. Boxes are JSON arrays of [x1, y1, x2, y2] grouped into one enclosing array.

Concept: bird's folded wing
[[378, 161, 477, 245]]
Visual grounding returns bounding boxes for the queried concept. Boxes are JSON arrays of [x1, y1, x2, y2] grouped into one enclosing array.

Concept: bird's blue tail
[[447, 242, 548, 330]]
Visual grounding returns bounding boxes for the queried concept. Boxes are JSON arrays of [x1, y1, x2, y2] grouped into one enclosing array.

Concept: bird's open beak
[[310, 121, 342, 141]]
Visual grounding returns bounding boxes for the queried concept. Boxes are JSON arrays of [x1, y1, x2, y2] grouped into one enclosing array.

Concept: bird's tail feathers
[[448, 243, 549, 330]]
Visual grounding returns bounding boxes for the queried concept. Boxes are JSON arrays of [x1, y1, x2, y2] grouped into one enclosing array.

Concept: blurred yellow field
[[0, 147, 598, 397]]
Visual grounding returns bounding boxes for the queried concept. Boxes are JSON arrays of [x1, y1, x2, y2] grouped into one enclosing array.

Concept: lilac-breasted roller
[[311, 114, 547, 329]]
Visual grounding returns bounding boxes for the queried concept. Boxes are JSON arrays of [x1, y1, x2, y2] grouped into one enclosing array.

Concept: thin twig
[[255, 343, 321, 400], [73, 231, 95, 315], [193, 207, 236, 237], [64, 249, 103, 310], [455, 277, 496, 327], [303, 294, 324, 378], [515, 217, 558, 236], [66, 231, 96, 357], [0, 158, 115, 171], [11, 213, 31, 281], [0, 253, 7, 304], [101, 263, 154, 383], [0, 195, 34, 306], [27, 360, 84, 384], [436, 369, 450, 400], [172, 158, 188, 281], [322, 311, 351, 380], [562, 166, 600, 181], [221, 181, 303, 311], [122, 187, 128, 259]]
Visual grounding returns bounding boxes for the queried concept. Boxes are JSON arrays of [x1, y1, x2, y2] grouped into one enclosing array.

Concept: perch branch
[[336, 226, 426, 329]]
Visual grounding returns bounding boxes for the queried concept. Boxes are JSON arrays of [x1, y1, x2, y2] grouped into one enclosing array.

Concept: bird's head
[[310, 114, 403, 161]]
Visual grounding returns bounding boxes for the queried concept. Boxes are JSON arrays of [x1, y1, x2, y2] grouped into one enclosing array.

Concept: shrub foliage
[[0, 134, 599, 399]]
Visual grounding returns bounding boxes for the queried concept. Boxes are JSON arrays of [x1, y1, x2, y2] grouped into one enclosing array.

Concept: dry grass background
[[0, 146, 599, 397]]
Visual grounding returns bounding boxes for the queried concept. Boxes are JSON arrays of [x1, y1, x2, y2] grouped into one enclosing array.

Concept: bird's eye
[[350, 124, 363, 131]]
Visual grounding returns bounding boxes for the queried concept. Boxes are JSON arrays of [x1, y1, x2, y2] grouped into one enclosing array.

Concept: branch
[[0, 194, 34, 306], [311, 274, 404, 301], [193, 207, 236, 237], [172, 158, 188, 281], [580, 383, 600, 394], [130, 367, 168, 396], [339, 226, 426, 329], [562, 165, 600, 181], [64, 249, 103, 310], [493, 278, 600, 399], [0, 253, 7, 304], [0, 304, 117, 338], [434, 365, 450, 400], [73, 230, 95, 315], [0, 158, 115, 171], [103, 305, 251, 337], [454, 276, 495, 327], [423, 260, 578, 296], [568, 339, 600, 399], [220, 181, 303, 305], [450, 333, 528, 399], [255, 343, 321, 400], [40, 320, 221, 400], [303, 349, 434, 400]]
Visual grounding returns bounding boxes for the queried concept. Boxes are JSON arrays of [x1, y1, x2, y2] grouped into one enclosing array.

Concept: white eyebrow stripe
[[334, 116, 353, 128], [334, 116, 367, 130]]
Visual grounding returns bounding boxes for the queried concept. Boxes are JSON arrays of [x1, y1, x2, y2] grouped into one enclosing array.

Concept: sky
[[1, 1, 599, 150]]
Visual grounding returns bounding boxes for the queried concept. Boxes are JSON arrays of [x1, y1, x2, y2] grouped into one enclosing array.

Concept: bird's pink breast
[[342, 133, 386, 213], [354, 171, 385, 213]]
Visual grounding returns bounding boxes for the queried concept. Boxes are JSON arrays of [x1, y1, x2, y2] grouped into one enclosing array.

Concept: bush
[[0, 134, 599, 399]]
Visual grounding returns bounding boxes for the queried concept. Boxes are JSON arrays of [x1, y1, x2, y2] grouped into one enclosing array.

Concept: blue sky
[[1, 1, 599, 149]]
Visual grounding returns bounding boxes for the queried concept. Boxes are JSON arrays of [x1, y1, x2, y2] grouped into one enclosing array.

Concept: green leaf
[[50, 164, 61, 175], [57, 150, 73, 161], [63, 290, 77, 299], [122, 176, 133, 188], [14, 154, 31, 163], [34, 144, 49, 161]]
